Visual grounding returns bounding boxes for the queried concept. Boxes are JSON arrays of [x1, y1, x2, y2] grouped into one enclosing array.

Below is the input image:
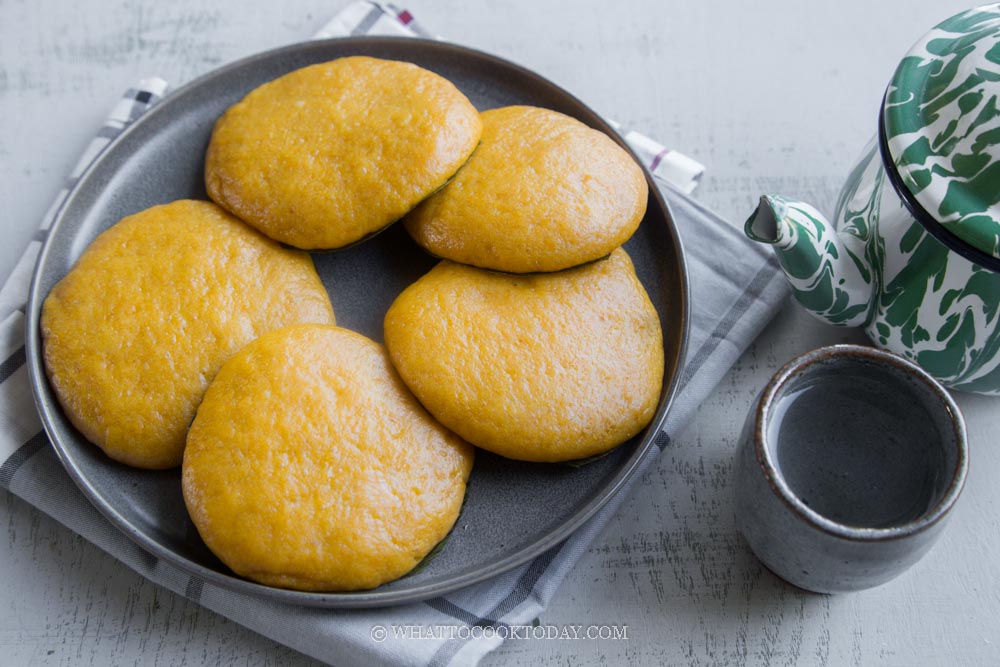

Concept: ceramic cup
[[734, 344, 968, 593]]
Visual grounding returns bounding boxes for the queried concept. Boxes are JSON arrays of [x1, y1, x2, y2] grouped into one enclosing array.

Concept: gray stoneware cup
[[734, 344, 968, 593]]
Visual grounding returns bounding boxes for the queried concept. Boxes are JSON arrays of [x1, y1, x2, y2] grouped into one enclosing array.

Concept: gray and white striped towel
[[0, 3, 786, 666]]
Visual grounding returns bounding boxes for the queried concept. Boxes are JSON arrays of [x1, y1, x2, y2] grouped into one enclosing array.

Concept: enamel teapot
[[746, 4, 1000, 394]]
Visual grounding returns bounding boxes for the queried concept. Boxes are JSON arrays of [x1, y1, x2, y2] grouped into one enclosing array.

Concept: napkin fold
[[0, 3, 787, 666]]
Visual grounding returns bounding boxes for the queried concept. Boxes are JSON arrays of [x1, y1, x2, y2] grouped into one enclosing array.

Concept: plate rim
[[24, 35, 691, 608]]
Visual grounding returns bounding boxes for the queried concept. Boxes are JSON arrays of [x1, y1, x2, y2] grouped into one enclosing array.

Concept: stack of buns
[[40, 56, 664, 592]]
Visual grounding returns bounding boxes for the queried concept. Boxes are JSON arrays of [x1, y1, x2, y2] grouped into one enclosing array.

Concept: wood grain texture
[[1, 1, 997, 666]]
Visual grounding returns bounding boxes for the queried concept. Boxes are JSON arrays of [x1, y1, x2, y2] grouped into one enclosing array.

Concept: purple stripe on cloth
[[649, 145, 671, 172]]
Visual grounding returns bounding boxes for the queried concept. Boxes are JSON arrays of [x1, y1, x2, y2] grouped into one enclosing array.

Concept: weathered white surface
[[1, 1, 996, 665]]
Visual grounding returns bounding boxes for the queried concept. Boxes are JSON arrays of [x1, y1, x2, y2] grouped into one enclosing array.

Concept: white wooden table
[[2, 1, 997, 665]]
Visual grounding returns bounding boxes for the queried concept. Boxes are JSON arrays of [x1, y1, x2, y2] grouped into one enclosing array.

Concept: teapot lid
[[883, 4, 1000, 262]]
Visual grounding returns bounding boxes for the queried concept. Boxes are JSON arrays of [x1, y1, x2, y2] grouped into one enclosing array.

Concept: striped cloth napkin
[[0, 3, 786, 666]]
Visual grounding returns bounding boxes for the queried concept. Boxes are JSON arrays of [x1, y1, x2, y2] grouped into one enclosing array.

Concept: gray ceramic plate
[[24, 37, 689, 608]]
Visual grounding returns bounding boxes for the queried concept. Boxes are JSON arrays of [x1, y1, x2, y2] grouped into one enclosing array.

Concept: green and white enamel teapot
[[746, 4, 1000, 394]]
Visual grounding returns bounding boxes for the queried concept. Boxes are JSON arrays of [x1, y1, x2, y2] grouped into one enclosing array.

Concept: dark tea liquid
[[766, 372, 947, 529]]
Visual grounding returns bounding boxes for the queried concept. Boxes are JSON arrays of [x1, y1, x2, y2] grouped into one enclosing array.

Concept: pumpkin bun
[[182, 324, 474, 592], [404, 105, 648, 273], [384, 248, 664, 462], [40, 199, 335, 469], [205, 56, 483, 250]]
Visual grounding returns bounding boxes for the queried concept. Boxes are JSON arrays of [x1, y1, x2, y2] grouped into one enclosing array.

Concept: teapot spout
[[745, 195, 874, 327]]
